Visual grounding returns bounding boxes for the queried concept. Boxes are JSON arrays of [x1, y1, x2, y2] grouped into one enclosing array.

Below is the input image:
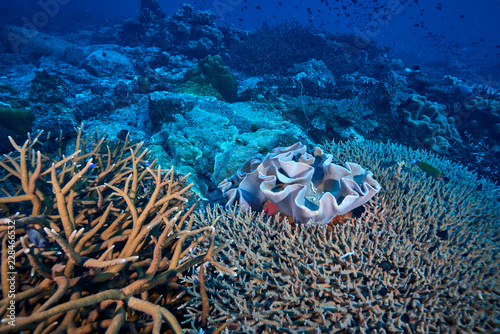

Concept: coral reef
[[0, 127, 233, 333], [401, 94, 461, 154], [0, 4, 499, 332], [147, 94, 310, 200], [168, 4, 223, 58], [223, 21, 356, 77], [184, 140, 500, 333], [180, 55, 238, 103], [219, 142, 381, 225], [119, 3, 223, 58]]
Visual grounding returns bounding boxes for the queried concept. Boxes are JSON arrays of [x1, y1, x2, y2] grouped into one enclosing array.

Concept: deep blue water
[[1, 0, 498, 80]]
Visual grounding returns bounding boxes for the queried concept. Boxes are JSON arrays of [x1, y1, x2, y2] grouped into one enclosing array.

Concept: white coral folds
[[219, 142, 381, 224]]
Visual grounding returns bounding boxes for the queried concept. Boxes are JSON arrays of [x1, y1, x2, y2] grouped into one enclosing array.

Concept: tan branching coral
[[0, 127, 232, 333], [183, 140, 500, 333]]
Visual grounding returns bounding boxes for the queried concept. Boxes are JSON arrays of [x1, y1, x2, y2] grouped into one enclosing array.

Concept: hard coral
[[181, 55, 238, 102], [169, 4, 223, 58], [186, 140, 500, 333], [0, 127, 232, 333], [401, 94, 461, 154], [219, 142, 381, 225]]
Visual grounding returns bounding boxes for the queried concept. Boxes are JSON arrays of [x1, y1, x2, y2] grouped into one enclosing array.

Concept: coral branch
[[44, 228, 138, 268], [0, 290, 126, 333], [0, 129, 230, 333], [34, 264, 68, 313]]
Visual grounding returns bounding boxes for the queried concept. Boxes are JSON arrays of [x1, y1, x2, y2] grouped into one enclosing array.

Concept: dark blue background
[[1, 0, 498, 80]]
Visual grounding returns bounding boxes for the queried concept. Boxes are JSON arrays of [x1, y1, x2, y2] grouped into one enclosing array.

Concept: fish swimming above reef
[[410, 160, 443, 180]]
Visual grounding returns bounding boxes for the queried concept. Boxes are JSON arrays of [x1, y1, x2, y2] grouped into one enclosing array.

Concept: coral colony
[[0, 129, 234, 333], [219, 142, 381, 225], [0, 0, 499, 333]]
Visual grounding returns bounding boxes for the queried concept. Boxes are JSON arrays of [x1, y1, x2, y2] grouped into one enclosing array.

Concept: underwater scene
[[0, 0, 499, 333]]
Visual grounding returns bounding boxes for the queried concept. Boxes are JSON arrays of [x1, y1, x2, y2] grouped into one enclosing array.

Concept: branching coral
[[185, 140, 500, 333], [0, 127, 233, 333]]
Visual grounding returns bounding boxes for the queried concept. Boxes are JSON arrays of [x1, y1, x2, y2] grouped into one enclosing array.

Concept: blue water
[[1, 0, 498, 79]]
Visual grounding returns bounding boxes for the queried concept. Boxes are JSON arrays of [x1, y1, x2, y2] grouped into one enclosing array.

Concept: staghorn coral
[[0, 127, 233, 333], [184, 140, 500, 333], [219, 142, 381, 225]]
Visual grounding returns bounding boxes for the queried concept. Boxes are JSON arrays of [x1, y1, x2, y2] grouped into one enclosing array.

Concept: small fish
[[378, 287, 389, 296], [26, 226, 49, 248], [410, 160, 443, 180], [436, 230, 448, 240], [89, 163, 99, 169], [378, 260, 393, 271], [145, 162, 153, 167], [42, 138, 58, 152], [117, 129, 129, 140]]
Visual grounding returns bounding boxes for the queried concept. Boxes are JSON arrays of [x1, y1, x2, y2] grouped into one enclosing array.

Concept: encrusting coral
[[184, 140, 500, 333], [219, 142, 381, 225], [0, 127, 233, 333]]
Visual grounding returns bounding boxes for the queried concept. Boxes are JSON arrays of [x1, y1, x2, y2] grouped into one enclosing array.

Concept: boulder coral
[[219, 142, 381, 225], [181, 55, 238, 102], [401, 94, 461, 154]]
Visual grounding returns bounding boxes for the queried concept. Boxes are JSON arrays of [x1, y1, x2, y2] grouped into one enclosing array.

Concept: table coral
[[219, 142, 381, 225], [0, 127, 233, 333]]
